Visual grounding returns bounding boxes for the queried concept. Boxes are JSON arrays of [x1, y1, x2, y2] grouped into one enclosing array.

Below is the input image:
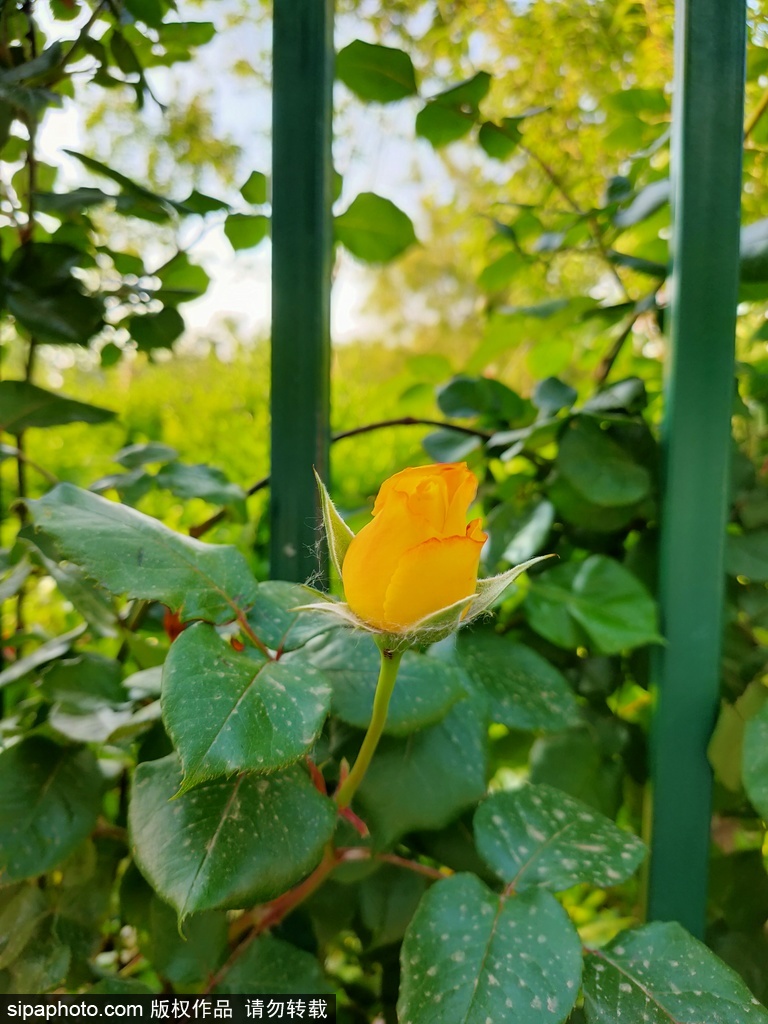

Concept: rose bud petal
[[341, 463, 487, 633]]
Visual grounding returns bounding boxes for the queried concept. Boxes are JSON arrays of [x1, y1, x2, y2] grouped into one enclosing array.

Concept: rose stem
[[335, 647, 403, 811]]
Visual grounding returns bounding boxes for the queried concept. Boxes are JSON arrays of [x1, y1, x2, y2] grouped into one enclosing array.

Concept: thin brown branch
[[593, 314, 639, 385], [333, 417, 492, 443]]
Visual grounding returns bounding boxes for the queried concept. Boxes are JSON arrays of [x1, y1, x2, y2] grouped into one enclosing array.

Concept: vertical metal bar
[[648, 0, 746, 936], [270, 0, 334, 584]]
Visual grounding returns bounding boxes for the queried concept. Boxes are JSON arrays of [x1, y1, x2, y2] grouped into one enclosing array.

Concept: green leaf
[[709, 681, 768, 792], [525, 555, 660, 654], [613, 179, 670, 229], [214, 935, 332, 994], [744, 700, 768, 819], [40, 653, 125, 707], [154, 251, 210, 304], [727, 531, 768, 581], [245, 581, 342, 652], [26, 483, 259, 624], [64, 149, 184, 218], [145, 897, 228, 985], [399, 874, 581, 1024], [224, 213, 269, 251], [129, 754, 336, 917], [6, 917, 70, 993], [533, 377, 577, 415], [162, 623, 331, 787], [124, 0, 165, 28], [0, 557, 31, 602], [0, 81, 60, 118], [181, 190, 230, 215], [583, 921, 768, 1022], [336, 40, 418, 103], [35, 187, 115, 215], [128, 307, 185, 351], [416, 72, 492, 148], [359, 864, 429, 949], [0, 625, 86, 690], [422, 429, 483, 463], [474, 784, 645, 892], [437, 375, 526, 421], [115, 441, 178, 468], [157, 22, 216, 49], [335, 192, 417, 263], [582, 378, 648, 414], [0, 886, 48, 969], [7, 285, 104, 346], [557, 418, 651, 508], [489, 500, 555, 568], [356, 699, 487, 846], [478, 250, 526, 291], [302, 629, 467, 735], [155, 461, 246, 511], [456, 628, 579, 731], [548, 474, 642, 534], [240, 170, 268, 205], [111, 31, 143, 75], [0, 738, 104, 880], [91, 978, 154, 995], [416, 102, 475, 147], [529, 729, 624, 817], [42, 653, 132, 743], [314, 469, 355, 579], [604, 86, 669, 116], [478, 119, 522, 160], [1, 42, 63, 85]]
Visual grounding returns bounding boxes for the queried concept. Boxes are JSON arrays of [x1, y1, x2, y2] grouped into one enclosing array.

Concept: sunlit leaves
[[335, 192, 417, 263], [337, 40, 418, 103]]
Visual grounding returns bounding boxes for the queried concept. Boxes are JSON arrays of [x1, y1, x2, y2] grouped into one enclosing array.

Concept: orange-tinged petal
[[381, 533, 485, 631]]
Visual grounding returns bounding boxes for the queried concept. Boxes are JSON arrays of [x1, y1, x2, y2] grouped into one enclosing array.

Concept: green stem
[[335, 647, 403, 811]]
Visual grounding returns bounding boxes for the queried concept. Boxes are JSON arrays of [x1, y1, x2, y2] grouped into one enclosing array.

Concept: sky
[[36, 0, 449, 348]]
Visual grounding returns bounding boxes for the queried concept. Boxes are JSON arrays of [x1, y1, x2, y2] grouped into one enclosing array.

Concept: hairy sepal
[[314, 469, 355, 578]]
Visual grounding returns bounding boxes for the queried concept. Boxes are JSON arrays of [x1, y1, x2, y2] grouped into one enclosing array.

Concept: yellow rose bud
[[341, 462, 488, 633]]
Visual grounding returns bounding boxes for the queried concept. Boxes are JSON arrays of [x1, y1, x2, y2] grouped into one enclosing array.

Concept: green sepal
[[471, 554, 555, 618], [314, 469, 355, 578]]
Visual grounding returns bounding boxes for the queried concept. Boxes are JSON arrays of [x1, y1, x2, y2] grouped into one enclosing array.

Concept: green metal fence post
[[270, 0, 334, 584], [648, 0, 746, 936]]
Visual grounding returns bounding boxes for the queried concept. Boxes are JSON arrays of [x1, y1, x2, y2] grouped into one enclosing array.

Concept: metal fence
[[268, 0, 747, 939]]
